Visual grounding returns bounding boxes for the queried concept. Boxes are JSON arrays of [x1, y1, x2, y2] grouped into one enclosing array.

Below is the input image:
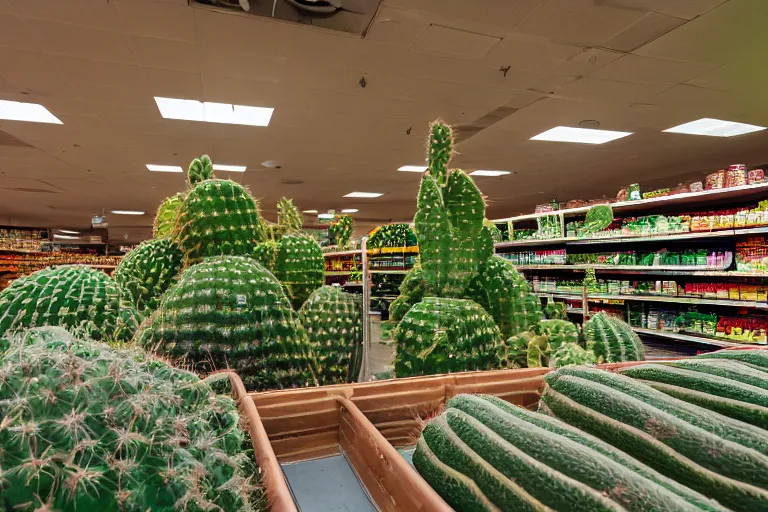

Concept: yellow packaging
[[741, 285, 757, 301], [729, 286, 741, 300]]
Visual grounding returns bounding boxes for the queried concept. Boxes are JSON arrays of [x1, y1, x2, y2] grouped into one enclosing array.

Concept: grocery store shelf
[[343, 281, 364, 287], [492, 182, 768, 224], [323, 249, 362, 258], [369, 269, 410, 274], [633, 328, 762, 348], [0, 247, 42, 254], [535, 292, 768, 309], [516, 264, 767, 277], [324, 270, 352, 276]]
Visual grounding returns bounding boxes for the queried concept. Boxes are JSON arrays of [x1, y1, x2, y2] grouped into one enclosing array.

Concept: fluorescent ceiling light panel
[[398, 165, 427, 172], [53, 234, 79, 240], [318, 213, 335, 220], [146, 164, 183, 173], [111, 210, 145, 215], [154, 97, 273, 127], [663, 118, 766, 137], [0, 99, 62, 124], [303, 209, 318, 214], [344, 192, 383, 198], [341, 209, 359, 213], [470, 170, 511, 177], [58, 229, 79, 235], [213, 164, 246, 172], [531, 126, 632, 144]]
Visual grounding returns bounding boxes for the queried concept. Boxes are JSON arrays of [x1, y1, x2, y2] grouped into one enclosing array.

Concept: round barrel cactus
[[0, 265, 138, 341], [136, 255, 317, 391], [539, 319, 580, 350], [274, 233, 324, 310], [114, 237, 183, 313], [300, 286, 362, 384], [174, 179, 267, 263], [584, 311, 645, 363], [0, 326, 265, 511], [153, 192, 185, 238], [394, 297, 504, 377]]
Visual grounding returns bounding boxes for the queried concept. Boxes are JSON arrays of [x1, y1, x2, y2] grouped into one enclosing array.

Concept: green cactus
[[253, 239, 280, 272], [551, 342, 597, 367], [277, 196, 304, 232], [114, 237, 183, 313], [394, 297, 504, 377], [0, 326, 265, 511], [584, 311, 645, 363], [367, 223, 416, 249], [484, 219, 503, 243], [468, 256, 544, 338], [526, 333, 550, 368], [503, 330, 550, 369], [187, 153, 214, 187], [153, 192, 185, 238], [274, 233, 324, 310], [583, 204, 614, 234], [388, 262, 427, 322], [174, 179, 267, 263], [0, 265, 138, 341], [544, 300, 568, 320], [539, 319, 580, 350], [328, 214, 354, 248], [136, 255, 317, 391], [300, 286, 363, 384], [427, 119, 453, 185]]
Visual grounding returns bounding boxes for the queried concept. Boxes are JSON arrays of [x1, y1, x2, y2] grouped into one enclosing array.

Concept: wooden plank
[[270, 429, 340, 459], [279, 444, 341, 464], [261, 408, 341, 438]]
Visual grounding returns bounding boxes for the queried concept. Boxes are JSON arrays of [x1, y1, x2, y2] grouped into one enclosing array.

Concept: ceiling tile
[[143, 67, 203, 99], [26, 19, 136, 64], [365, 6, 428, 47], [0, 48, 77, 98], [516, 0, 647, 46], [611, 0, 728, 20], [588, 54, 716, 87], [55, 57, 147, 89], [557, 76, 666, 103], [200, 45, 285, 83], [8, 0, 122, 31], [132, 36, 200, 73], [553, 48, 623, 77], [411, 25, 501, 60], [116, 0, 195, 43], [0, 12, 37, 50], [383, 0, 543, 31], [484, 34, 582, 73], [601, 11, 685, 53], [73, 82, 155, 109]]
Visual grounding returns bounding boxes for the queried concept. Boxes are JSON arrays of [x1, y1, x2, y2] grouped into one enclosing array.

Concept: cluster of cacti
[[0, 326, 265, 511], [550, 341, 597, 367], [174, 177, 267, 263], [367, 222, 417, 248], [415, 393, 727, 512], [113, 237, 183, 313], [539, 318, 580, 349], [300, 285, 362, 384], [583, 311, 645, 362], [328, 214, 354, 248], [253, 239, 280, 272], [394, 298, 504, 377], [0, 265, 138, 341], [544, 300, 568, 320], [187, 153, 215, 186], [136, 255, 317, 391], [504, 330, 550, 368], [274, 233, 324, 309], [153, 192, 186, 238]]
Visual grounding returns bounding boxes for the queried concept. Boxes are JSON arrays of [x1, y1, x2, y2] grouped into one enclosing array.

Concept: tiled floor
[[282, 455, 376, 512]]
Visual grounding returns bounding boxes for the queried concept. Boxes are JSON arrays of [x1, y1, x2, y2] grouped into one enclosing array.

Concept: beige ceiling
[[0, 0, 766, 241]]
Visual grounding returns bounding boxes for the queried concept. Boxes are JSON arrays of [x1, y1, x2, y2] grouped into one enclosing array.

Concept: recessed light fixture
[[213, 164, 246, 172], [111, 210, 145, 215], [663, 118, 766, 137], [531, 126, 632, 144], [302, 209, 318, 214], [154, 97, 273, 127], [318, 213, 335, 220], [469, 170, 511, 177], [341, 209, 359, 213], [398, 165, 428, 173], [0, 99, 62, 124], [53, 234, 79, 240], [146, 164, 183, 173], [58, 229, 79, 235], [344, 192, 383, 198]]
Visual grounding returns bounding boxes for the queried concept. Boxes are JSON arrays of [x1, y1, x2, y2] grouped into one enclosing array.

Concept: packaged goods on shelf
[[565, 248, 732, 268], [0, 227, 46, 252], [499, 249, 566, 265], [736, 236, 768, 273]]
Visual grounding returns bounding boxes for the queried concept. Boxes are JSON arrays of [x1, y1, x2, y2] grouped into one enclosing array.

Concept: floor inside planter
[[282, 454, 377, 512]]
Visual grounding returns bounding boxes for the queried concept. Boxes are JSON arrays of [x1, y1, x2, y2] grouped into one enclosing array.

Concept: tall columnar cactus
[[187, 153, 214, 187], [0, 327, 265, 511], [300, 286, 362, 384], [584, 311, 645, 363], [114, 237, 183, 313], [274, 233, 324, 310], [414, 393, 729, 512], [253, 239, 280, 272], [153, 192, 186, 238], [277, 196, 304, 233], [174, 179, 267, 263], [136, 255, 317, 391], [0, 265, 138, 341], [394, 297, 503, 377], [328, 214, 354, 248], [468, 256, 543, 338]]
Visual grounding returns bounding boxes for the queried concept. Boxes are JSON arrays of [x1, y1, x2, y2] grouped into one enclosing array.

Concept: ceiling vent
[[191, 0, 382, 36]]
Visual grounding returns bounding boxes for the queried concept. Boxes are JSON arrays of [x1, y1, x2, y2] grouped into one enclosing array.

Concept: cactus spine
[[0, 265, 138, 341], [584, 311, 645, 363], [328, 214, 354, 248], [136, 255, 317, 391], [300, 286, 362, 384], [274, 233, 324, 310], [0, 327, 265, 511], [153, 192, 185, 238], [114, 237, 183, 313]]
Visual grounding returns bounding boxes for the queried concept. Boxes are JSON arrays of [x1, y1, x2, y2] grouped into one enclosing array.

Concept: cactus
[[504, 330, 550, 369], [174, 178, 267, 263], [389, 262, 427, 322], [367, 223, 416, 249], [252, 239, 280, 272], [469, 256, 543, 338], [584, 311, 645, 363], [136, 255, 317, 391], [426, 119, 453, 185], [277, 196, 304, 233], [274, 233, 324, 310], [394, 297, 503, 377], [328, 214, 354, 248], [153, 192, 185, 238], [300, 286, 362, 384], [0, 265, 138, 341], [187, 153, 214, 187], [114, 237, 183, 313], [544, 300, 568, 320], [539, 319, 580, 350], [0, 326, 265, 511], [484, 219, 503, 243], [551, 342, 597, 367]]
